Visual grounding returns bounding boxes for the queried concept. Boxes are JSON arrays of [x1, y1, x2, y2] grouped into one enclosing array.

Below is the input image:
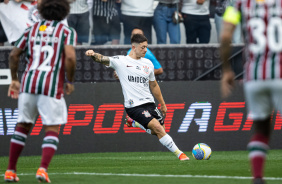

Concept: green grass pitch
[[0, 150, 282, 184]]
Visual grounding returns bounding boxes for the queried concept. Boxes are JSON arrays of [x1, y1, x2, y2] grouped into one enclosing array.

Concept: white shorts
[[244, 80, 282, 120], [17, 93, 67, 125]]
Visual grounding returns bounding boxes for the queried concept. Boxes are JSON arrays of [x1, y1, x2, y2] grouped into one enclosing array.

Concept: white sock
[[159, 134, 182, 157]]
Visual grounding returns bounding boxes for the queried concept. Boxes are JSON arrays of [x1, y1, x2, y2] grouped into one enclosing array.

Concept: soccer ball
[[192, 143, 212, 160]]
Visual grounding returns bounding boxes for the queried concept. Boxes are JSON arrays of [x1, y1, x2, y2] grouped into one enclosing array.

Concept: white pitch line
[[1, 172, 282, 181]]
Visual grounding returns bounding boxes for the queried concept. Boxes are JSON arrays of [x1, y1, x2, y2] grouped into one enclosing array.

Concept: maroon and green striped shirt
[[235, 0, 282, 81], [15, 20, 77, 99]]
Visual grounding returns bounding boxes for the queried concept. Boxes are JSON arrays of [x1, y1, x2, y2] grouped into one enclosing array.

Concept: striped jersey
[[93, 0, 118, 19], [234, 0, 282, 81], [15, 20, 77, 99]]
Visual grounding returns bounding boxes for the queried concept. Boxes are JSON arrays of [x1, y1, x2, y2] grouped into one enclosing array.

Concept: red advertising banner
[[0, 81, 281, 156]]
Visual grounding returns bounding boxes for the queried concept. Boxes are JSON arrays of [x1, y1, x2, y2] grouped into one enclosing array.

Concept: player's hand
[[221, 70, 235, 98], [85, 50, 95, 57], [8, 80, 20, 99], [160, 104, 167, 118], [113, 71, 119, 80], [65, 83, 74, 95], [197, 0, 205, 5]]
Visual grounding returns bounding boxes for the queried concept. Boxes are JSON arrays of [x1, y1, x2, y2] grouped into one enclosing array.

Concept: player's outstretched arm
[[85, 50, 110, 66]]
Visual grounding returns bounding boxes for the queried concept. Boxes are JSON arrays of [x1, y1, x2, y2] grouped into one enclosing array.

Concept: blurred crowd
[[0, 0, 242, 46]]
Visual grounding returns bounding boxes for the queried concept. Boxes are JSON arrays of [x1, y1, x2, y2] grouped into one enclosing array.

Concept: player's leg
[[125, 103, 188, 160], [36, 125, 59, 183], [5, 93, 38, 182], [147, 119, 189, 160], [148, 104, 188, 160], [125, 115, 152, 134], [5, 123, 33, 182], [149, 123, 166, 136], [244, 81, 272, 184], [36, 95, 67, 183], [126, 115, 164, 136], [248, 118, 271, 184]]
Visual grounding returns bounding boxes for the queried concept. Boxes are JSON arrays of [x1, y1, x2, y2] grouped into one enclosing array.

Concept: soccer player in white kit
[[85, 34, 189, 161]]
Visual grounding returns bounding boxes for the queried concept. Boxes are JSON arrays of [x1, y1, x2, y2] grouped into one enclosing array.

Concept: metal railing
[[193, 46, 245, 81]]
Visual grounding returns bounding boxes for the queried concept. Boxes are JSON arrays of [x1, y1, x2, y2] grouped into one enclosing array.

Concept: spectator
[[181, 0, 211, 44], [121, 0, 154, 44], [153, 0, 182, 44], [214, 0, 242, 43], [92, 0, 121, 45], [67, 0, 92, 45], [0, 0, 39, 44]]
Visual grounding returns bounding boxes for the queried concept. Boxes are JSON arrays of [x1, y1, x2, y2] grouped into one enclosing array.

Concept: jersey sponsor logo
[[128, 75, 148, 83], [113, 56, 119, 59], [126, 65, 133, 67], [39, 26, 55, 34], [142, 110, 151, 118], [39, 25, 47, 31], [136, 66, 141, 70]]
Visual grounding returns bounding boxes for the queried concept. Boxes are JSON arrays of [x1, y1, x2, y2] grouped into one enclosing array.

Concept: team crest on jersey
[[143, 66, 149, 74], [142, 110, 151, 118], [129, 99, 134, 106]]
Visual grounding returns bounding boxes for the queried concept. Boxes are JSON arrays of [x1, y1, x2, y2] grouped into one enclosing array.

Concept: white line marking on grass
[[1, 172, 282, 181]]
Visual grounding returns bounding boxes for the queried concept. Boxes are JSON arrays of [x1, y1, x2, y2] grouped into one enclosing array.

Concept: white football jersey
[[109, 55, 155, 108]]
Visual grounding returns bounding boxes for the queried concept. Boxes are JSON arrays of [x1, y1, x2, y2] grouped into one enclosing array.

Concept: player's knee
[[148, 120, 165, 134], [150, 129, 157, 135], [254, 117, 272, 137], [44, 125, 60, 133], [17, 123, 33, 132]]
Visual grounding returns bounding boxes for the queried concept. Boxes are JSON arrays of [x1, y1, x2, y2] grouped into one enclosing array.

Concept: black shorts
[[125, 103, 164, 129]]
